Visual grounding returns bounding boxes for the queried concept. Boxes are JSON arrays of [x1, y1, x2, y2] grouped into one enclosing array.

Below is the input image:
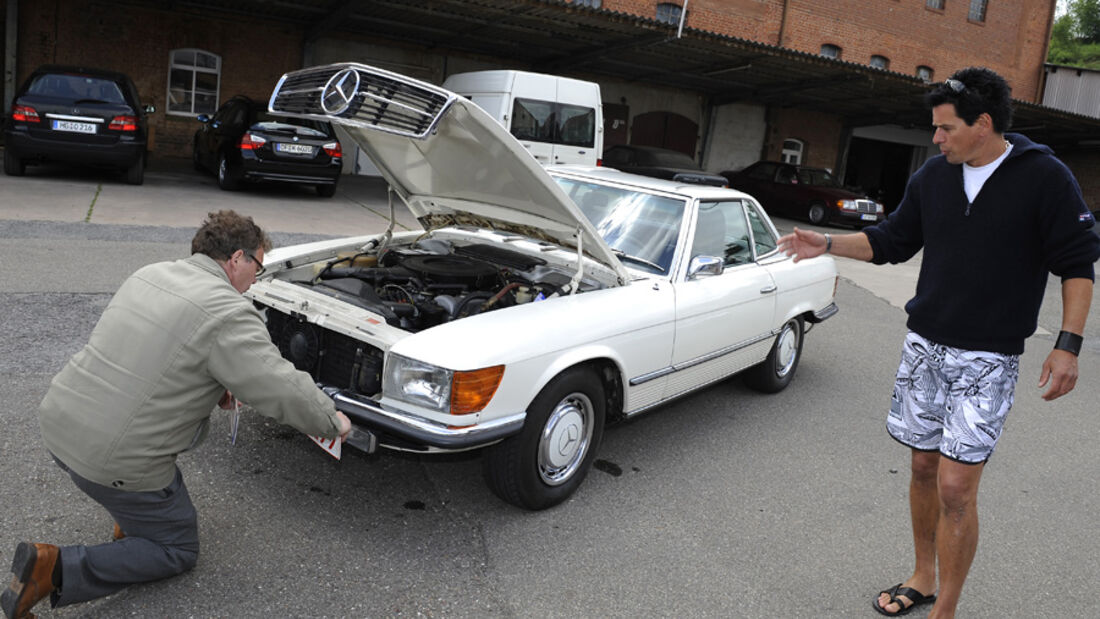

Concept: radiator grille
[[266, 309, 383, 396], [856, 200, 877, 214], [269, 63, 454, 139]]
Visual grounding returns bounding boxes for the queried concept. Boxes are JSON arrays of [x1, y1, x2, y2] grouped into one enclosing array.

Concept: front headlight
[[837, 199, 859, 211], [384, 354, 452, 413], [875, 202, 885, 214], [383, 354, 505, 416]]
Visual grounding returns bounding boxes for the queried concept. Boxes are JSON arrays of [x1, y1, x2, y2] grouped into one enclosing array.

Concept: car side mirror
[[144, 104, 156, 114], [687, 255, 724, 279]]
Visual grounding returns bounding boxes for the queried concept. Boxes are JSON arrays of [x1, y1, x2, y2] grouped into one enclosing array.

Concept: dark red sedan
[[722, 161, 884, 227]]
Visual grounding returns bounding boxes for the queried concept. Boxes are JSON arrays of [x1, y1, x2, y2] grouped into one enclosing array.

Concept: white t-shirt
[[963, 140, 1013, 203]]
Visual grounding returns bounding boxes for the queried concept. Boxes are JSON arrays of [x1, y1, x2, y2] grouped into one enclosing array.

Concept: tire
[[316, 183, 337, 198], [744, 317, 804, 393], [125, 154, 145, 185], [3, 149, 25, 176], [217, 154, 239, 190], [483, 367, 606, 510], [808, 202, 827, 225]]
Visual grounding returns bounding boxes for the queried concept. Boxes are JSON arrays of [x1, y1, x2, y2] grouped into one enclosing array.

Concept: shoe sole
[[1, 542, 35, 619]]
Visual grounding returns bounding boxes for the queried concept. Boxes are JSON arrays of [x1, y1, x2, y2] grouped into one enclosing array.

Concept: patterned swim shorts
[[887, 331, 1020, 464]]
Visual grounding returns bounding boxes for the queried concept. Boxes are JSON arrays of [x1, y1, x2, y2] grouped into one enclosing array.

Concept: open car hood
[[268, 62, 630, 284]]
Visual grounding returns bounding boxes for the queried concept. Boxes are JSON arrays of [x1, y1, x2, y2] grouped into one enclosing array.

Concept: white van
[[441, 70, 603, 166]]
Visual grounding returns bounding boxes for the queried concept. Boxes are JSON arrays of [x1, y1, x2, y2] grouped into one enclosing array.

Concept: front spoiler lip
[[326, 388, 526, 451]]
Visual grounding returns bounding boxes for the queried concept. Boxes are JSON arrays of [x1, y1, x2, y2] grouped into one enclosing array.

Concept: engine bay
[[285, 238, 595, 333]]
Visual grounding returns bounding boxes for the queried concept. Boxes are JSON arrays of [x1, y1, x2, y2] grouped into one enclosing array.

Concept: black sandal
[[872, 583, 936, 616]]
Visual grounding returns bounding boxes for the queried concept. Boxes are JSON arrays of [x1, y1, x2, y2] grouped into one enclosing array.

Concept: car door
[[668, 199, 777, 399]]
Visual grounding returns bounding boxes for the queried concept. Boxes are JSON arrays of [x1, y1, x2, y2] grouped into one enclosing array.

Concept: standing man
[[2, 210, 352, 619], [778, 67, 1100, 618]]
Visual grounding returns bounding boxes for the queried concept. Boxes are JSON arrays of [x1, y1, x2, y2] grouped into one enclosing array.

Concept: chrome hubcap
[[774, 321, 800, 377], [538, 392, 593, 486]]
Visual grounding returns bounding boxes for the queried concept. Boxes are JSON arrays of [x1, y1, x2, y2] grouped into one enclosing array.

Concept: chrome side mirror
[[687, 255, 724, 279]]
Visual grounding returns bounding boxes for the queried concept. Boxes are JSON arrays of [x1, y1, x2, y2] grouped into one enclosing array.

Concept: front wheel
[[808, 202, 827, 225], [744, 317, 804, 393], [483, 368, 606, 510]]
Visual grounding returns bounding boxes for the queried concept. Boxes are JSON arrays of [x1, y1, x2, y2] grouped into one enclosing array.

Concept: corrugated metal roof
[[127, 0, 1100, 148]]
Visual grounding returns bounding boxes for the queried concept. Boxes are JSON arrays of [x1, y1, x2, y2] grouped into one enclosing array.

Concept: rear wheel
[[483, 367, 605, 510], [744, 317, 804, 393], [4, 149, 25, 176], [125, 154, 145, 185], [316, 183, 337, 198], [217, 154, 239, 190], [808, 202, 827, 225]]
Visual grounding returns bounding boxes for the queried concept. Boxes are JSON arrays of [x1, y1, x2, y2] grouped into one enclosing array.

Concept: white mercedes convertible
[[247, 63, 839, 510]]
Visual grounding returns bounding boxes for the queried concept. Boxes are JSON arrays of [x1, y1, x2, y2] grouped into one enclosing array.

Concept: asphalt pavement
[[1, 159, 1098, 618]]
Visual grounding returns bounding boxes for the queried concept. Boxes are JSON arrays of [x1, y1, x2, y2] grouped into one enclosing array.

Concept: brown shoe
[[112, 523, 125, 541], [1, 542, 59, 619]]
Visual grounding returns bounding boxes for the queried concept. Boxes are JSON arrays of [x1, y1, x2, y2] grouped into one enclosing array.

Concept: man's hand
[[777, 227, 827, 263], [218, 390, 236, 410], [336, 412, 352, 443], [1039, 349, 1078, 401]]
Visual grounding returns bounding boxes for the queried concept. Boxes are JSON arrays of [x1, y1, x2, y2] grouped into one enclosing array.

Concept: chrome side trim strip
[[628, 328, 778, 386], [44, 114, 103, 123]]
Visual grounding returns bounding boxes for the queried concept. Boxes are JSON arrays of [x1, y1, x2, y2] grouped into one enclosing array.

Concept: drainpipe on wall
[[1037, 1, 1057, 103], [4, 0, 17, 112], [777, 0, 790, 47], [676, 0, 690, 39]]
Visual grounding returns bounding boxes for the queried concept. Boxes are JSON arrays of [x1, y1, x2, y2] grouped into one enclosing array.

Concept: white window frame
[[870, 55, 890, 70], [917, 66, 934, 82], [781, 139, 804, 165], [820, 44, 841, 59], [167, 48, 221, 117]]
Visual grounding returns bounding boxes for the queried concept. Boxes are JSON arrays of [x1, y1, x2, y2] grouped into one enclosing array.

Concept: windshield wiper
[[611, 249, 664, 273]]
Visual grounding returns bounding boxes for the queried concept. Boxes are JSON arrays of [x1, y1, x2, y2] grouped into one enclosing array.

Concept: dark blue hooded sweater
[[863, 133, 1100, 354]]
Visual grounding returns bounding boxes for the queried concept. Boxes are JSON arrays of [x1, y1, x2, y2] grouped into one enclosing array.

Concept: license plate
[[276, 142, 313, 155], [52, 120, 96, 134], [860, 214, 877, 221]]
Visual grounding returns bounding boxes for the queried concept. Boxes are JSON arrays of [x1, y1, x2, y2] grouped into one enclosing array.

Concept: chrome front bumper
[[325, 388, 526, 452]]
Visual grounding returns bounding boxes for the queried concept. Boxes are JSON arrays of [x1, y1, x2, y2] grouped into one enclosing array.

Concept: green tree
[[1048, 0, 1100, 69]]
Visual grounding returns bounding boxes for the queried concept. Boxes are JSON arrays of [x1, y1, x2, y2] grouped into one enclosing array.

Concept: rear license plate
[[52, 120, 96, 134], [860, 214, 877, 221], [276, 142, 313, 155]]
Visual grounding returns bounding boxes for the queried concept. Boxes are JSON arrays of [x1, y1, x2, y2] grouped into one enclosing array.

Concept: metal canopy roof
[[156, 0, 1100, 149]]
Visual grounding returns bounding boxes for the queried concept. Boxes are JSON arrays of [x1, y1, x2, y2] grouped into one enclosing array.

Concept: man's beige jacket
[[40, 254, 342, 492]]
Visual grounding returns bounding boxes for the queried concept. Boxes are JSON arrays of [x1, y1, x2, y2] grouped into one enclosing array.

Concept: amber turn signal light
[[450, 365, 505, 415]]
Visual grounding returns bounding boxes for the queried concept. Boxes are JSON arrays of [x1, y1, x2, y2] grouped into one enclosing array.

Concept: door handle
[[760, 285, 777, 294]]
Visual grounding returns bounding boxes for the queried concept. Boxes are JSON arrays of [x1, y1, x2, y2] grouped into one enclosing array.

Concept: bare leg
[[876, 449, 940, 613], [927, 457, 984, 619]]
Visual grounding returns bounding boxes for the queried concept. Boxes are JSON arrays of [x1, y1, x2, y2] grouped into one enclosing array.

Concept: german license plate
[[860, 214, 877, 221], [276, 142, 313, 155], [53, 120, 96, 134]]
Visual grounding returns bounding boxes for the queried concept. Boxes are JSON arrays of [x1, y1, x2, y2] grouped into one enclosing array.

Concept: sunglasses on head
[[944, 78, 966, 94]]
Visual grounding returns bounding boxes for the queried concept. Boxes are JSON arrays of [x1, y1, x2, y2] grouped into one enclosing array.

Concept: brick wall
[[604, 0, 1055, 102], [764, 107, 843, 169], [16, 0, 305, 158]]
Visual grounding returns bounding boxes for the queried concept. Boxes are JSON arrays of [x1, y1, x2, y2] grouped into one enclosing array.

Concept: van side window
[[511, 98, 555, 142], [558, 104, 595, 147], [511, 98, 595, 149]]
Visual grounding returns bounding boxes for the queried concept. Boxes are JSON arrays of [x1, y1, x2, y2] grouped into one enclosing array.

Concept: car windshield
[[554, 177, 686, 275], [640, 149, 699, 169], [795, 168, 840, 186], [27, 73, 126, 104], [253, 112, 331, 138]]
